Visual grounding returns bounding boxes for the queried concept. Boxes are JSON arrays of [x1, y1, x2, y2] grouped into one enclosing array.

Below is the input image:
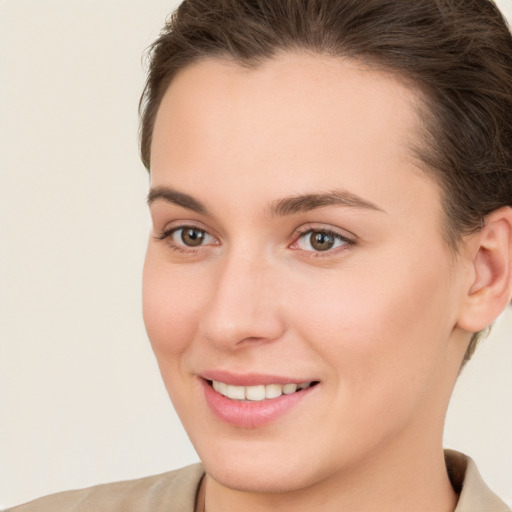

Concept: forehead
[[151, 53, 425, 168], [150, 53, 435, 219]]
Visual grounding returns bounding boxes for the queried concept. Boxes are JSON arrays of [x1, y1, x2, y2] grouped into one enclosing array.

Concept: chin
[[193, 433, 335, 494], [202, 457, 318, 494]]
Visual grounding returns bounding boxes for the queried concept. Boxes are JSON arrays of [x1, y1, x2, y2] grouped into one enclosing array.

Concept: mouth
[[208, 379, 319, 401], [200, 372, 320, 427]]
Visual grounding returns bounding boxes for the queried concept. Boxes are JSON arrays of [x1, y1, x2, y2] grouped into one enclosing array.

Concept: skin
[[143, 54, 508, 511]]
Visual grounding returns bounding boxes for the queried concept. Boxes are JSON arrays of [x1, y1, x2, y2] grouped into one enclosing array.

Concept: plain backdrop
[[1, 0, 511, 508]]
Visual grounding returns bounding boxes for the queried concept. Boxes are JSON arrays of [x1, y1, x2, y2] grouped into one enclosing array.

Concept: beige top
[[7, 451, 510, 512]]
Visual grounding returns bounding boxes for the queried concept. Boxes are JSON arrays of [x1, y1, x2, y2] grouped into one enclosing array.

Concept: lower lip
[[201, 379, 317, 428]]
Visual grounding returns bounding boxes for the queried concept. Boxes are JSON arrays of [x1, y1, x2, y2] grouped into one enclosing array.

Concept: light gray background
[[1, 0, 511, 508]]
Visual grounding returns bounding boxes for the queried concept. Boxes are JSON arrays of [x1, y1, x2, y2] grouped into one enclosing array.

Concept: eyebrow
[[147, 186, 209, 215], [267, 190, 384, 217], [147, 186, 384, 217]]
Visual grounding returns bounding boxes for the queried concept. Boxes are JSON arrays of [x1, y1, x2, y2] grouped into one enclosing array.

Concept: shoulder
[[6, 464, 205, 512], [446, 450, 511, 512]]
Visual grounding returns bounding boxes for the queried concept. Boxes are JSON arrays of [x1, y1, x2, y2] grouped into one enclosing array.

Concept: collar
[[445, 450, 510, 512]]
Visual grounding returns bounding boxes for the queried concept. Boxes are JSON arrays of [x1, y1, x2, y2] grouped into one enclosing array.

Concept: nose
[[198, 250, 286, 350]]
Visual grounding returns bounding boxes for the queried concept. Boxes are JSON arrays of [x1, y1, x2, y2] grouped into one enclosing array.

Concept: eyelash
[[154, 226, 216, 254], [290, 227, 355, 258], [154, 224, 355, 257]]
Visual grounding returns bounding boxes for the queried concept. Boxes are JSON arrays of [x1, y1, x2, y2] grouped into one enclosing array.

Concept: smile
[[211, 380, 315, 401], [201, 373, 320, 427]]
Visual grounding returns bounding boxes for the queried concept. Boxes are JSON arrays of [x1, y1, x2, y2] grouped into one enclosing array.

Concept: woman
[[8, 0, 512, 510]]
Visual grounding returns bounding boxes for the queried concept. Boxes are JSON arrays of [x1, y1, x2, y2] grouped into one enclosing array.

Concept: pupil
[[181, 228, 204, 247], [311, 231, 334, 251]]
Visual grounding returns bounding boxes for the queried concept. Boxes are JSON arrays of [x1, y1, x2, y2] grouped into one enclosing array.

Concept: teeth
[[227, 385, 245, 400], [212, 380, 228, 396], [265, 384, 282, 399], [245, 385, 266, 401], [211, 380, 313, 401], [283, 383, 297, 394]]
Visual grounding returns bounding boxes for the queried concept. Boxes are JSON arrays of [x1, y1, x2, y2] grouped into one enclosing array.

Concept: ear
[[457, 207, 512, 333]]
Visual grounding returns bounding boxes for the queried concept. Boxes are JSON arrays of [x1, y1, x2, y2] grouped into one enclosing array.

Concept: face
[[143, 54, 470, 493]]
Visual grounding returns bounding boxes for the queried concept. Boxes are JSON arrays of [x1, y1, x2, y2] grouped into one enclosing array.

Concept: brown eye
[[293, 228, 351, 254], [309, 231, 335, 251], [179, 227, 207, 247]]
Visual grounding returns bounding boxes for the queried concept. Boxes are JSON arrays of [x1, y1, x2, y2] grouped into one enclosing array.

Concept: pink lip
[[201, 370, 311, 386], [200, 376, 318, 428]]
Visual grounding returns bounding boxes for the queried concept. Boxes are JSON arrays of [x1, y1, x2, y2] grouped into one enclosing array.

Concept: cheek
[[284, 265, 455, 458], [290, 251, 456, 395], [142, 246, 204, 358]]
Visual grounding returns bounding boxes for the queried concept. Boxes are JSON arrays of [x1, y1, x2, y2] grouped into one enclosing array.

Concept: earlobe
[[457, 207, 512, 333]]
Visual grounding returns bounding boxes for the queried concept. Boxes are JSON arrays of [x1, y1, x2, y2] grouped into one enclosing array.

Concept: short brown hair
[[139, 0, 512, 361]]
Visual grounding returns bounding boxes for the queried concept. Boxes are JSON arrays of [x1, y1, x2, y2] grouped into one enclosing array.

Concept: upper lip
[[200, 370, 317, 386]]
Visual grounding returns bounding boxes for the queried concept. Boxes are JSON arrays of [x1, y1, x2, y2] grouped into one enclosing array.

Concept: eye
[[154, 225, 217, 252], [172, 227, 210, 247], [292, 228, 353, 253], [169, 226, 215, 247]]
